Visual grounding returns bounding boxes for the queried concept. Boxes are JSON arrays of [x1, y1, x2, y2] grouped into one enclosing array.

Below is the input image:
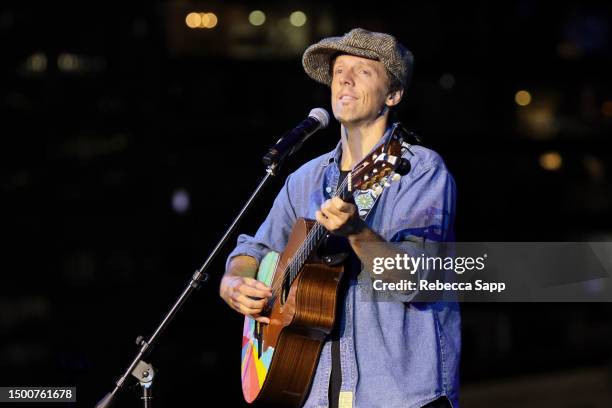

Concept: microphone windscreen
[[308, 108, 330, 128]]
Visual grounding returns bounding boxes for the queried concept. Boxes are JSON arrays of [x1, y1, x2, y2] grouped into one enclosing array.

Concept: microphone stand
[[95, 162, 281, 408]]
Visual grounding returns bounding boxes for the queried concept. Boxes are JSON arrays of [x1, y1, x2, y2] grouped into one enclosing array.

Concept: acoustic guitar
[[241, 124, 411, 407]]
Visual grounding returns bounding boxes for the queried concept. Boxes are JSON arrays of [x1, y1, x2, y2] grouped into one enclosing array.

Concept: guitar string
[[266, 173, 352, 303]]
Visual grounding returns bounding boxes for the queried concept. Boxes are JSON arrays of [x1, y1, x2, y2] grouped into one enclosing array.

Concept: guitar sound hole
[[281, 277, 289, 305], [255, 321, 263, 358]]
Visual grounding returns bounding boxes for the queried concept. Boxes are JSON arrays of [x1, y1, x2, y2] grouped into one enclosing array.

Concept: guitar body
[[241, 218, 345, 407]]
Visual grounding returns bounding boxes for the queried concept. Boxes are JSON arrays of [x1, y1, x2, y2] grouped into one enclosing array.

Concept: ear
[[385, 89, 403, 107]]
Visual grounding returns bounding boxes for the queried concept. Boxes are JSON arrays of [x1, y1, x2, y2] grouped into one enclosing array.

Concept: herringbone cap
[[302, 28, 414, 89]]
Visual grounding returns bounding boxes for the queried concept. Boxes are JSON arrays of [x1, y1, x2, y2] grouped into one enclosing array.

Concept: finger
[[317, 210, 340, 232], [321, 206, 346, 228], [323, 200, 344, 217], [316, 211, 332, 230], [230, 297, 270, 324], [332, 196, 354, 212], [233, 292, 267, 310], [318, 208, 335, 226], [236, 302, 266, 316], [243, 278, 273, 293], [232, 291, 266, 308], [320, 206, 336, 219], [238, 283, 272, 299], [252, 315, 271, 324], [242, 277, 270, 289]]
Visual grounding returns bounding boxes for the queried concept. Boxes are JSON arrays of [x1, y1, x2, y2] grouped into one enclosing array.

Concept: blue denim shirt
[[227, 129, 461, 408]]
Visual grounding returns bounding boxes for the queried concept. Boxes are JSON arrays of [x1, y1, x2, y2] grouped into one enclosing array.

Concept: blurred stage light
[[201, 12, 217, 29], [249, 10, 266, 26], [172, 189, 191, 214], [186, 12, 217, 29], [515, 90, 532, 106], [58, 53, 81, 72], [539, 152, 562, 171], [289, 11, 307, 27], [602, 101, 612, 117], [517, 95, 559, 139], [439, 73, 455, 90], [185, 12, 201, 29], [27, 53, 47, 73]]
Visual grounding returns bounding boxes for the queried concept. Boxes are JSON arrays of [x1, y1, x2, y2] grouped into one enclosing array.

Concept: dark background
[[2, 0, 612, 407]]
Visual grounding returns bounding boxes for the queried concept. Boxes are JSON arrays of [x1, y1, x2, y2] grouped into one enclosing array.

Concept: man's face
[[331, 54, 392, 126]]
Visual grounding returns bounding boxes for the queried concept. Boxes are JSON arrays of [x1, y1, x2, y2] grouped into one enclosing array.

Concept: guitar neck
[[285, 175, 351, 286]]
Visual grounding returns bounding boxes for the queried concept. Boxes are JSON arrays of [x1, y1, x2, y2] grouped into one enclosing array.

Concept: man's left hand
[[315, 197, 366, 237]]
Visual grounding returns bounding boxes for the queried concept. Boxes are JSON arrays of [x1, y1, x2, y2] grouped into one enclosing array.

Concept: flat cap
[[302, 28, 414, 90]]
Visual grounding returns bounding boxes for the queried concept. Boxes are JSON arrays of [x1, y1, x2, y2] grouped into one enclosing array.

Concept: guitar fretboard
[[283, 173, 351, 288]]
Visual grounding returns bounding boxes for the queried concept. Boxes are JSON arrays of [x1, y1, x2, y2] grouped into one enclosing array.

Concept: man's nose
[[337, 70, 354, 86]]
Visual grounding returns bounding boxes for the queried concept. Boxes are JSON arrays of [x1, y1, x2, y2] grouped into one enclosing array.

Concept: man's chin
[[336, 116, 375, 129], [333, 112, 359, 126]]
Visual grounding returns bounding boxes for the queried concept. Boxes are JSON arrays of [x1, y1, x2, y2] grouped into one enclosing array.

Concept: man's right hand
[[220, 274, 272, 324]]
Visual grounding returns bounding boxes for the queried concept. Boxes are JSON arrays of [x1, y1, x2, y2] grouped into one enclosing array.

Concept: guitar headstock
[[349, 123, 412, 194]]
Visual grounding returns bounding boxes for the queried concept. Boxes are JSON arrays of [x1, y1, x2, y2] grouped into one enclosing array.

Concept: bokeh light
[[289, 11, 307, 27], [539, 151, 562, 171], [172, 189, 191, 214], [249, 10, 266, 26], [515, 90, 532, 106], [202, 12, 218, 29], [185, 12, 201, 29]]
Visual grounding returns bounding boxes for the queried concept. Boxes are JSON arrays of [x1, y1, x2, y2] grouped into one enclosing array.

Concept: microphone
[[263, 108, 330, 166]]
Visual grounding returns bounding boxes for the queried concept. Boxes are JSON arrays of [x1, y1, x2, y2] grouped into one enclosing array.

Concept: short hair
[[386, 73, 403, 94]]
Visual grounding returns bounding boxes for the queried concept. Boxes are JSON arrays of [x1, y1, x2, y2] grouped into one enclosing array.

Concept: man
[[220, 28, 460, 408]]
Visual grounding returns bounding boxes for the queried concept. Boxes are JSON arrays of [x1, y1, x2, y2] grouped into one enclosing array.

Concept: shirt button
[[325, 186, 332, 193]]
